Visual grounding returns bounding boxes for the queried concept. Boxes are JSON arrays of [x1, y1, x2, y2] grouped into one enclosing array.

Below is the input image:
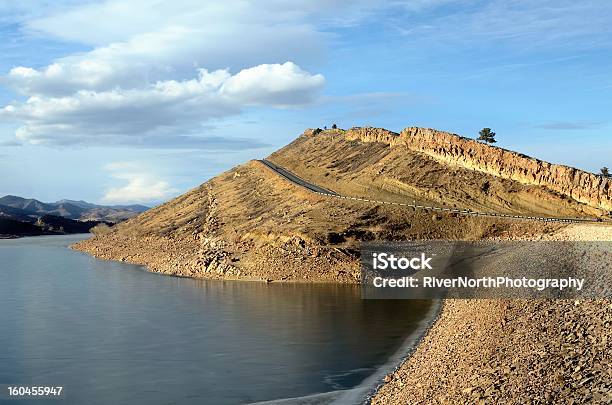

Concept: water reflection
[[0, 235, 431, 404]]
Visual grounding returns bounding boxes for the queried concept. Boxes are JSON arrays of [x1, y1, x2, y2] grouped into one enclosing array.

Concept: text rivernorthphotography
[[372, 274, 585, 291]]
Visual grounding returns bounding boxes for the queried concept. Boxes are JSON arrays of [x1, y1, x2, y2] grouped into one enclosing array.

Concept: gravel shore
[[372, 224, 612, 404]]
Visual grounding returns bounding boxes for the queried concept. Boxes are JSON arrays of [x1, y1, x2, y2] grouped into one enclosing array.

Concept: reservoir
[[0, 235, 434, 404]]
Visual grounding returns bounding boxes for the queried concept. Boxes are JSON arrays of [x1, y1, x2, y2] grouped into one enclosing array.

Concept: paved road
[[258, 159, 606, 224], [259, 159, 338, 195]]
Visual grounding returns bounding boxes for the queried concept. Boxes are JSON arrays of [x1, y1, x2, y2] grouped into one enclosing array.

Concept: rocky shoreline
[[372, 298, 611, 404], [371, 223, 612, 404]]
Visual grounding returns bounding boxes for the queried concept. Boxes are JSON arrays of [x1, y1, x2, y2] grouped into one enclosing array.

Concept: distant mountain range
[[54, 199, 149, 213], [0, 195, 148, 238]]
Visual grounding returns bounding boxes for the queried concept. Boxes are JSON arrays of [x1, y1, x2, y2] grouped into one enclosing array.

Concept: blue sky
[[0, 0, 611, 205]]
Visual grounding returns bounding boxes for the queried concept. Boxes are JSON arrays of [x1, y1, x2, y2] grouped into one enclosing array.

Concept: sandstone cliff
[[341, 126, 611, 212]]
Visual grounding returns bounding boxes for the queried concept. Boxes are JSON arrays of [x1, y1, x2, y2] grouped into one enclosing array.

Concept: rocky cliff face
[[343, 126, 400, 143], [341, 127, 611, 212]]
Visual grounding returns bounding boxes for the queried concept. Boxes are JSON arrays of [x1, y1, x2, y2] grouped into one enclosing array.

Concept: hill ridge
[[74, 125, 605, 282], [334, 126, 611, 212]]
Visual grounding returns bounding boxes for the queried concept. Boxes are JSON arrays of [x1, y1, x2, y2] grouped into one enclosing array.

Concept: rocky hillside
[[342, 127, 611, 212], [71, 126, 604, 282]]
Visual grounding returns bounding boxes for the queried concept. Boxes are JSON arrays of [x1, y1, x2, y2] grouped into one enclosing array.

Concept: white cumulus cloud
[[102, 162, 178, 204], [0, 0, 335, 148], [1, 62, 324, 147], [221, 63, 326, 107]]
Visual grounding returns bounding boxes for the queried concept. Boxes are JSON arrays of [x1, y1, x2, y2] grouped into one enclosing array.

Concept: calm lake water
[[0, 235, 434, 405]]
